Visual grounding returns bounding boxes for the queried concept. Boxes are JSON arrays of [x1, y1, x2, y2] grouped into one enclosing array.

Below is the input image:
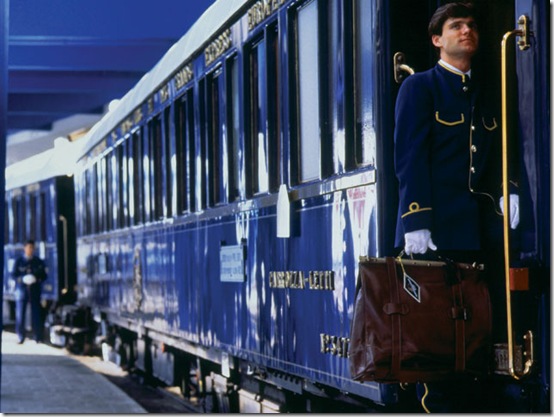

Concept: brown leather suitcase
[[349, 256, 492, 383]]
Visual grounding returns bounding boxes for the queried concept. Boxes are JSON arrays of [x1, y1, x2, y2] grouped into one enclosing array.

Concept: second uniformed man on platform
[[11, 239, 48, 344]]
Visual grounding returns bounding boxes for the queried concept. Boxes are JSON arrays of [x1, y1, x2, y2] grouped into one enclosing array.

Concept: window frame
[[130, 128, 144, 225], [348, 0, 377, 170], [289, 0, 332, 185], [244, 25, 281, 198], [28, 192, 37, 241], [207, 65, 224, 207], [174, 88, 197, 214], [225, 53, 242, 203], [148, 114, 164, 221]]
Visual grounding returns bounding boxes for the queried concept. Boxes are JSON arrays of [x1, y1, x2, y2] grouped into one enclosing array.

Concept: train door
[[375, 0, 440, 256], [382, 0, 515, 257], [384, 0, 550, 410], [500, 0, 550, 407]]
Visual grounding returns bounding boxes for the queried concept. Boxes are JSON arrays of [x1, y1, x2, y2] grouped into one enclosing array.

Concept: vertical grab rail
[[500, 15, 533, 380]]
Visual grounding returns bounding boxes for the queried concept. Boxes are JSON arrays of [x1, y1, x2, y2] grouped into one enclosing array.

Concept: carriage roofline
[[5, 0, 249, 191], [75, 0, 249, 161], [5, 142, 77, 190]]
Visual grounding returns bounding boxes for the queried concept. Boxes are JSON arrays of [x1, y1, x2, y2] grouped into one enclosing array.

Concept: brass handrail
[[500, 15, 533, 380], [393, 52, 415, 84]]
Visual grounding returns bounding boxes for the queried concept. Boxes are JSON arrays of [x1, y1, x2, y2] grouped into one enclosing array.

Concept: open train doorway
[[382, 0, 550, 409]]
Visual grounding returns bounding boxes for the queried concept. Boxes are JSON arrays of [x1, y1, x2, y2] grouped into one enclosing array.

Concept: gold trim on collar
[[438, 61, 469, 83]]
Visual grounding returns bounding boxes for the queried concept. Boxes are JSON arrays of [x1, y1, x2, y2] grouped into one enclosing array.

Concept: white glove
[[499, 194, 519, 229], [404, 229, 437, 255], [22, 274, 36, 285]]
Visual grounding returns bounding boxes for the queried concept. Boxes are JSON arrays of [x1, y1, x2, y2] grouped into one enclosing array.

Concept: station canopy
[[6, 0, 216, 164]]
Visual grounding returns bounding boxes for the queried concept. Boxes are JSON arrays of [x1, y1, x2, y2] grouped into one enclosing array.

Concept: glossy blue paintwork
[[71, 0, 550, 408], [76, 181, 380, 395], [68, 0, 392, 404]]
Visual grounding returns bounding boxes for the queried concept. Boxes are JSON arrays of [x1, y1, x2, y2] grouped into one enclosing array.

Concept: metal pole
[[0, 0, 9, 406]]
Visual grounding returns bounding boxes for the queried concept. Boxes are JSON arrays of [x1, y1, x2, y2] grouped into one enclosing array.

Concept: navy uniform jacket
[[394, 62, 507, 251], [12, 255, 47, 287]]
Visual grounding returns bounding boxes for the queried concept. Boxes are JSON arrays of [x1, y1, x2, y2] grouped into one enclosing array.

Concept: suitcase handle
[[396, 251, 460, 286]]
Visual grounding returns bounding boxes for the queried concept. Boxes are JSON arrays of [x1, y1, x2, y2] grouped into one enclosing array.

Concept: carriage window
[[15, 196, 26, 242], [112, 151, 120, 229], [130, 129, 144, 225], [199, 78, 208, 210], [40, 192, 47, 241], [175, 98, 186, 212], [103, 155, 110, 231], [88, 168, 96, 234], [20, 196, 27, 242], [328, 0, 340, 173], [95, 162, 102, 233], [142, 128, 152, 222], [116, 142, 127, 228], [266, 24, 281, 192], [105, 154, 114, 231], [245, 26, 280, 197], [94, 163, 100, 233], [4, 200, 9, 244], [97, 160, 106, 232], [13, 197, 20, 243], [227, 55, 241, 202], [76, 173, 83, 236], [351, 0, 376, 167], [246, 38, 266, 196], [164, 107, 174, 217], [149, 115, 164, 220], [175, 89, 196, 213], [85, 170, 93, 235], [29, 193, 37, 241], [296, 0, 321, 183], [22, 196, 28, 242], [208, 67, 223, 206]]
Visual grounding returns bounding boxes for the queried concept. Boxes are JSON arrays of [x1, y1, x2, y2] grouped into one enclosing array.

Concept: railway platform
[[0, 330, 146, 413]]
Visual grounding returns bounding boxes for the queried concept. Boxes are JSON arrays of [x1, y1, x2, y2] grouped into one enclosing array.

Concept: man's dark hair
[[428, 2, 476, 37], [24, 239, 35, 246]]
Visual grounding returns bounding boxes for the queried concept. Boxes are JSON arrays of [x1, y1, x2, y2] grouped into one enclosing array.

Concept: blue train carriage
[[3, 147, 78, 326], [72, 0, 549, 412]]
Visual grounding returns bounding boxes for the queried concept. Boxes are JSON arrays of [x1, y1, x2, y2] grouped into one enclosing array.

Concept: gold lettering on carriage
[[269, 270, 335, 290], [205, 29, 232, 66], [120, 118, 133, 135], [133, 108, 143, 125], [26, 183, 40, 193], [174, 64, 193, 90], [247, 0, 285, 30], [158, 84, 170, 103], [320, 333, 350, 358]]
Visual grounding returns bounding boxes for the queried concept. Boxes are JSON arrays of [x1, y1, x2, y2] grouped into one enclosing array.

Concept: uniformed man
[[11, 239, 48, 344], [393, 2, 519, 412], [394, 2, 519, 259]]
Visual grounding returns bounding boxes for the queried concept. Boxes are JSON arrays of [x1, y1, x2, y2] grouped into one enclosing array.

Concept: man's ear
[[431, 34, 442, 48]]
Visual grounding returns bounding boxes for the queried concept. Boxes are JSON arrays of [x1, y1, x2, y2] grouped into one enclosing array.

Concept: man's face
[[24, 244, 34, 258], [432, 17, 479, 60]]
